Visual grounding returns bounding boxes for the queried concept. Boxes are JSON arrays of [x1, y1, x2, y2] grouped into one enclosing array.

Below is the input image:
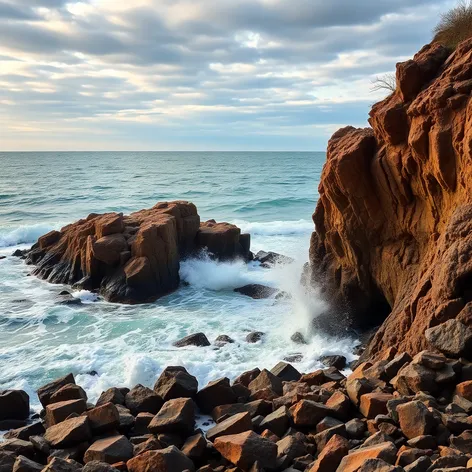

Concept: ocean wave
[[232, 219, 313, 236], [0, 223, 60, 248]]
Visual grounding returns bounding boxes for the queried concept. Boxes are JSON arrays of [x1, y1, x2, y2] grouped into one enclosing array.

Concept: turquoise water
[[0, 152, 355, 407]]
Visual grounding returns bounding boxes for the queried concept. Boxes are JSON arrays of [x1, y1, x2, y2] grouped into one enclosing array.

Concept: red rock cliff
[[310, 39, 472, 359]]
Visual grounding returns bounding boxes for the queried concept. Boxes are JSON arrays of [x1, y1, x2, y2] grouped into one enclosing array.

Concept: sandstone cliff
[[26, 201, 250, 303], [310, 39, 472, 359]]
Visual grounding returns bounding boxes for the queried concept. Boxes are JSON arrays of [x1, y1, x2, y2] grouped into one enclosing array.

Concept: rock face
[[310, 39, 472, 360], [25, 201, 250, 304]]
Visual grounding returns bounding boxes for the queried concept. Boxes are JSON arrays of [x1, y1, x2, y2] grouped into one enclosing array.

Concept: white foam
[[0, 223, 61, 248], [232, 219, 313, 236]]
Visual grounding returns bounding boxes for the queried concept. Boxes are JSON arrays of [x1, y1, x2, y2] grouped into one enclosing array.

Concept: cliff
[[25, 201, 250, 303], [310, 38, 472, 359]]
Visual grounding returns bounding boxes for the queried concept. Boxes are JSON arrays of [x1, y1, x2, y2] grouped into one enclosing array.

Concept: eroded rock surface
[[25, 201, 250, 304], [310, 39, 472, 360]]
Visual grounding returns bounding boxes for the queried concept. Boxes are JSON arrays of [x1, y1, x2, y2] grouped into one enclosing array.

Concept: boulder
[[12, 456, 42, 472], [455, 380, 472, 401], [45, 399, 87, 426], [211, 403, 249, 423], [246, 332, 265, 343], [0, 391, 29, 421], [258, 406, 290, 437], [196, 378, 236, 413], [248, 370, 283, 397], [181, 432, 207, 461], [206, 412, 252, 442], [396, 401, 436, 439], [86, 402, 120, 433], [254, 251, 293, 266], [154, 366, 198, 401], [214, 431, 277, 470], [234, 285, 278, 299], [4, 422, 44, 441], [290, 400, 331, 428], [37, 374, 76, 408], [50, 384, 87, 404], [270, 362, 301, 382], [0, 440, 34, 458], [82, 461, 121, 472], [84, 436, 133, 464], [125, 385, 162, 415], [214, 335, 234, 346], [359, 393, 394, 419], [44, 416, 92, 448], [126, 446, 195, 472], [319, 355, 347, 370], [42, 458, 81, 472], [0, 452, 16, 472], [234, 368, 261, 387], [173, 333, 210, 348], [425, 320, 472, 358], [26, 202, 249, 304], [96, 388, 125, 407], [148, 397, 195, 435], [308, 434, 349, 472], [336, 442, 397, 472]]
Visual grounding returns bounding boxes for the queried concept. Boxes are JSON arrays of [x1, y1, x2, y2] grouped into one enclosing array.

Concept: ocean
[[0, 151, 356, 409]]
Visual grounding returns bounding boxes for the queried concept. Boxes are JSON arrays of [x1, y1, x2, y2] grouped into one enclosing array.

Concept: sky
[[0, 0, 456, 151]]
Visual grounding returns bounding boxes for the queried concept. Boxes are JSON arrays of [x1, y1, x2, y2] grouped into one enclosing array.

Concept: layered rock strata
[[25, 201, 250, 303], [310, 39, 472, 359]]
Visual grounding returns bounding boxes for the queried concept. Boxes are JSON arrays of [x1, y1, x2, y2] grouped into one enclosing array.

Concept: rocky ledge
[[310, 38, 472, 360], [1, 332, 472, 472], [22, 201, 250, 304]]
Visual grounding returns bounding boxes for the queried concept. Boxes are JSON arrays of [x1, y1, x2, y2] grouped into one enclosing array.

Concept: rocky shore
[[1, 319, 472, 472]]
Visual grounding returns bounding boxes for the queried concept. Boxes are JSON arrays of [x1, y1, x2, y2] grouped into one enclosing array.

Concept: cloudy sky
[[0, 0, 455, 151]]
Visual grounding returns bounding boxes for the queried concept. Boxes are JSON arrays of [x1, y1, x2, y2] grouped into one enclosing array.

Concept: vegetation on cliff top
[[434, 0, 472, 49]]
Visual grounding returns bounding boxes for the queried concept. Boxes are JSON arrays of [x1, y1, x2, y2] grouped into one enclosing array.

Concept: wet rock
[[206, 412, 252, 442], [214, 335, 234, 346], [125, 385, 162, 416], [37, 374, 76, 408], [425, 320, 472, 358], [319, 355, 347, 370], [196, 378, 236, 414], [148, 397, 195, 435], [127, 446, 195, 472], [214, 431, 277, 470], [44, 416, 92, 449], [290, 332, 308, 345], [284, 353, 303, 363], [270, 362, 301, 382], [84, 436, 133, 464], [234, 284, 278, 299], [173, 333, 210, 348], [246, 332, 265, 343], [0, 390, 30, 421], [153, 366, 198, 401]]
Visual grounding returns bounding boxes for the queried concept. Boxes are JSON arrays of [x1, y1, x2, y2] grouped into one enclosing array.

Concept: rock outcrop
[[25, 201, 250, 303], [310, 39, 472, 359]]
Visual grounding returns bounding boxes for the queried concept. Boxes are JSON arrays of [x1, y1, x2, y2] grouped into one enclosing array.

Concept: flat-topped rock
[[25, 201, 250, 303]]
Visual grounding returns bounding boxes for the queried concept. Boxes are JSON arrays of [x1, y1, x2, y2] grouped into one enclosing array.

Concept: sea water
[[0, 152, 356, 409]]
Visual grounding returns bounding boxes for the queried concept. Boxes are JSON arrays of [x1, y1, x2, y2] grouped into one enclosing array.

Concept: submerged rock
[[254, 250, 294, 267], [25, 201, 250, 304], [246, 331, 265, 343], [234, 284, 278, 299], [173, 333, 210, 348]]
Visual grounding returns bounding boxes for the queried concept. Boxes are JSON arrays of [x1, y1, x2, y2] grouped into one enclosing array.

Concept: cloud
[[0, 0, 453, 150]]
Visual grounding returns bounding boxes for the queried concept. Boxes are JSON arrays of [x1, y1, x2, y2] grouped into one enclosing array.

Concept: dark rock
[[0, 390, 30, 420], [42, 457, 81, 472], [148, 397, 195, 435], [319, 355, 347, 370], [270, 362, 301, 382], [50, 384, 87, 404], [154, 366, 198, 401], [86, 402, 120, 434], [211, 404, 249, 423], [0, 452, 16, 472], [4, 422, 45, 441], [196, 377, 236, 414], [254, 251, 294, 266], [0, 440, 34, 459], [84, 436, 133, 464], [425, 319, 472, 359], [290, 332, 308, 345], [181, 432, 207, 461], [246, 332, 265, 343], [214, 335, 234, 346], [234, 368, 261, 387], [83, 461, 121, 472], [173, 333, 210, 348], [96, 388, 125, 407], [37, 374, 75, 408], [259, 407, 289, 437], [234, 285, 278, 299], [206, 412, 252, 442], [12, 456, 42, 472], [125, 385, 162, 415]]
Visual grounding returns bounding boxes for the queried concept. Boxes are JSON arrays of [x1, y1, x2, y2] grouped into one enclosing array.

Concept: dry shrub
[[434, 0, 472, 49]]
